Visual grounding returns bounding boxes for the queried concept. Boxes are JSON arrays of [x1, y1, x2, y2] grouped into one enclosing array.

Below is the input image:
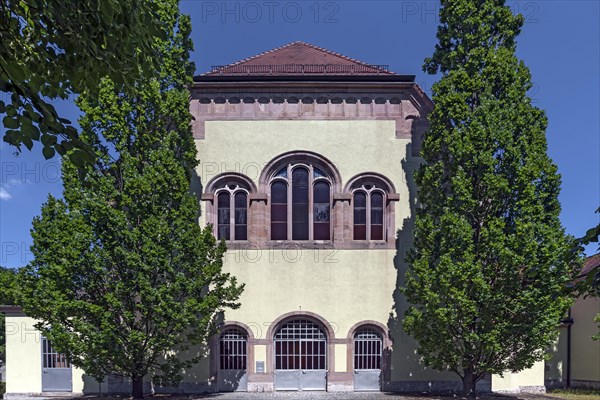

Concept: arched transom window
[[353, 184, 386, 240], [270, 164, 331, 241], [216, 184, 248, 241]]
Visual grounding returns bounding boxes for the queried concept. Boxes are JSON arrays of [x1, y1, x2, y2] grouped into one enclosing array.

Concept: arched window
[[215, 184, 248, 241], [270, 165, 331, 241], [353, 185, 386, 241]]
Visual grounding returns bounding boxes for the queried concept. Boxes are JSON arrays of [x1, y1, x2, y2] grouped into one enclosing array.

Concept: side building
[[2, 42, 546, 396], [546, 253, 600, 390]]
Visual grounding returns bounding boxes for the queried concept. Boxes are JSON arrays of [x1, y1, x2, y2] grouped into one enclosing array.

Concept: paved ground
[[176, 394, 552, 400], [204, 394, 562, 400], [2, 391, 567, 400], [58, 392, 564, 400]]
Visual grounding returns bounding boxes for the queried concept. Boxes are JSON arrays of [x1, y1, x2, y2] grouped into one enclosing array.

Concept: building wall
[[492, 361, 545, 393], [5, 316, 41, 394], [192, 118, 425, 391], [571, 297, 600, 387], [545, 325, 569, 388]]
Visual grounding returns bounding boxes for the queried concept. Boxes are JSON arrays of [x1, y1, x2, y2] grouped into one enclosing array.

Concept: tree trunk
[[131, 374, 144, 399], [462, 370, 477, 399]]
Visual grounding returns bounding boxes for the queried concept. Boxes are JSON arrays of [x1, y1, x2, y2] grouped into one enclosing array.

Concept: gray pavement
[[3, 392, 563, 400], [152, 392, 560, 400]]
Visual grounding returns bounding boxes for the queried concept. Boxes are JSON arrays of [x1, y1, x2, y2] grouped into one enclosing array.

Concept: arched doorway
[[274, 318, 327, 391], [217, 328, 248, 391], [353, 328, 383, 391]]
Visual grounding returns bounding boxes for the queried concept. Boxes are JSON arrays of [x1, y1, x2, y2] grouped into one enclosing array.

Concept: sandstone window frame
[[261, 151, 342, 244], [269, 163, 332, 241], [346, 173, 399, 245], [352, 186, 386, 241], [215, 185, 249, 241], [203, 173, 256, 243]]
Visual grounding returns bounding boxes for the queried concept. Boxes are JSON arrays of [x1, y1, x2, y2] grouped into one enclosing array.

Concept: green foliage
[[17, 3, 243, 397], [0, 266, 18, 369], [403, 0, 577, 396], [0, 0, 169, 163], [575, 209, 600, 297], [0, 266, 17, 305]]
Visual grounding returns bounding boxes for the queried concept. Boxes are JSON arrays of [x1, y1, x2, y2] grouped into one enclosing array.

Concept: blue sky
[[1, 0, 598, 267]]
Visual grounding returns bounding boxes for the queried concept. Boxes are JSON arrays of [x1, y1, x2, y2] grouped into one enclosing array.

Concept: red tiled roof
[[580, 253, 600, 278], [203, 41, 395, 76]]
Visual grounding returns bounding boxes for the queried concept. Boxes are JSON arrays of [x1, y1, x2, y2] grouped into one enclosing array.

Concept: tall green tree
[[17, 3, 243, 398], [1, 0, 169, 163], [403, 1, 576, 397]]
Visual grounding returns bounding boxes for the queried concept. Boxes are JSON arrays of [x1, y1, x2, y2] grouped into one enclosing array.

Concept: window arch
[[270, 164, 332, 241]]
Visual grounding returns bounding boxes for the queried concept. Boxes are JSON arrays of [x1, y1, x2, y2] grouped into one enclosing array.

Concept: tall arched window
[[353, 185, 386, 241], [215, 184, 248, 241], [270, 164, 331, 241]]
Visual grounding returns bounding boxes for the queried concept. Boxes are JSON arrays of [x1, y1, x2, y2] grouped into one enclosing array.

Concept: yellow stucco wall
[[571, 297, 600, 383], [492, 361, 545, 392], [221, 249, 396, 339], [254, 345, 267, 373], [334, 344, 346, 373], [5, 316, 42, 394], [545, 326, 568, 385]]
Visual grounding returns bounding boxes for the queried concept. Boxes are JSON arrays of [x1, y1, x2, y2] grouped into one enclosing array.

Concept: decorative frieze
[[190, 91, 431, 145]]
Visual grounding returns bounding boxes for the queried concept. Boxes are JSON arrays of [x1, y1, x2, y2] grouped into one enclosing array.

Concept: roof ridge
[[201, 42, 300, 76], [294, 41, 395, 74], [203, 41, 395, 76]]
